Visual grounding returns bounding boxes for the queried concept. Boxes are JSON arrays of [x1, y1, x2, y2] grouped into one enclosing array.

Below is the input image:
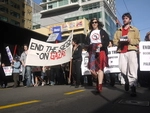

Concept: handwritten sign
[[25, 32, 73, 66], [139, 41, 150, 71], [3, 66, 12, 76], [104, 47, 120, 73]]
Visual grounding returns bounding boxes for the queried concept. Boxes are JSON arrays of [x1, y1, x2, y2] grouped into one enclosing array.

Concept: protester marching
[[1, 13, 150, 98]]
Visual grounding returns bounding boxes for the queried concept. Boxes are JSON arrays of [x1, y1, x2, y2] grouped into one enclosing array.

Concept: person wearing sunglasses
[[85, 18, 109, 93]]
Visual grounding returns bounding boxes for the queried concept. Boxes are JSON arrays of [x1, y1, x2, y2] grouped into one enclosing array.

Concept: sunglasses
[[92, 21, 98, 24]]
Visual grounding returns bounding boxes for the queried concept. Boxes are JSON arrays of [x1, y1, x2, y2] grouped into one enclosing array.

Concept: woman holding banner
[[71, 38, 82, 88], [20, 44, 32, 87], [85, 18, 109, 93]]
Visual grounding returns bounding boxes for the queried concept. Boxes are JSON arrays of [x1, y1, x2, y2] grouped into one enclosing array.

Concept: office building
[[0, 0, 32, 29], [34, 0, 117, 40]]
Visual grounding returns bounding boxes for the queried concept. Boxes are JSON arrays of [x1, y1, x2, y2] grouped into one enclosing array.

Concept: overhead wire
[[122, 0, 135, 26]]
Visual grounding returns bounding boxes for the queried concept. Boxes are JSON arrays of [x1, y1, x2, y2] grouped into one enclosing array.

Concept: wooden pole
[[68, 59, 72, 84], [13, 45, 17, 57]]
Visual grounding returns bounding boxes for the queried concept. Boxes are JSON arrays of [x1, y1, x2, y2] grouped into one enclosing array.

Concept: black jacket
[[72, 45, 82, 61]]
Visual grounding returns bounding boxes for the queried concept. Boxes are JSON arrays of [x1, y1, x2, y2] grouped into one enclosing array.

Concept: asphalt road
[[0, 83, 150, 113]]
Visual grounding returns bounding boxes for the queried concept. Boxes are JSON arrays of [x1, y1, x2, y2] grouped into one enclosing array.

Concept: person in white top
[[85, 18, 109, 93]]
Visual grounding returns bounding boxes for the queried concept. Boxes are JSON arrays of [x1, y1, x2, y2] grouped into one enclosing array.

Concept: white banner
[[81, 51, 91, 75], [3, 66, 12, 76], [104, 47, 120, 73], [25, 32, 73, 66], [139, 41, 150, 71]]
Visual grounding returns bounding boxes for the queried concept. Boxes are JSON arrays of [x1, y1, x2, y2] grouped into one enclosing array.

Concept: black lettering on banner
[[36, 53, 49, 60], [60, 39, 71, 50], [143, 62, 150, 66], [108, 51, 111, 54], [111, 51, 117, 54], [30, 42, 44, 51], [143, 45, 150, 49], [108, 56, 118, 59], [143, 52, 150, 55], [46, 46, 58, 52], [109, 65, 119, 68]]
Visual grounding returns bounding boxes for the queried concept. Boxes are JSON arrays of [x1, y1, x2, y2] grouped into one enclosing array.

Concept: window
[[0, 0, 8, 4], [0, 15, 7, 22], [48, 2, 57, 9], [10, 1, 20, 10], [10, 10, 20, 18], [32, 24, 41, 30], [82, 2, 100, 11], [0, 5, 8, 13], [10, 19, 20, 26], [42, 0, 46, 2], [65, 12, 101, 22], [59, 0, 68, 7], [71, 0, 78, 3]]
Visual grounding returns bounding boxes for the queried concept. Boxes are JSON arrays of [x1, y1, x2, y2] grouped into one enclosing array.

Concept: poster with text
[[25, 32, 73, 66], [139, 41, 150, 71], [104, 47, 120, 73]]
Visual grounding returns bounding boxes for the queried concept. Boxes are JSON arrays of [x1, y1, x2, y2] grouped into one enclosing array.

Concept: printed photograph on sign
[[81, 51, 91, 75]]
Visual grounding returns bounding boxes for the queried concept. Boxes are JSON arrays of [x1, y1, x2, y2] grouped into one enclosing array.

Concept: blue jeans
[[25, 66, 31, 87]]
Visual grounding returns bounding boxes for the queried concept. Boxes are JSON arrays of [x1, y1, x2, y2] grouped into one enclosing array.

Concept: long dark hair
[[145, 32, 150, 41], [89, 18, 104, 30]]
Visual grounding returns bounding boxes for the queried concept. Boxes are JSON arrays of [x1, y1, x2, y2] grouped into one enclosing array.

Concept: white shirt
[[90, 30, 101, 44]]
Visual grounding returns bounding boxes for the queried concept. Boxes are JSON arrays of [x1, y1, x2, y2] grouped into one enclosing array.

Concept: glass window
[[10, 19, 20, 26], [10, 10, 20, 18], [33, 24, 41, 29], [71, 0, 78, 3], [10, 1, 20, 10], [0, 5, 8, 13], [0, 15, 8, 22], [82, 2, 100, 11], [48, 2, 57, 9], [0, 0, 8, 4], [59, 0, 68, 7], [65, 12, 101, 22]]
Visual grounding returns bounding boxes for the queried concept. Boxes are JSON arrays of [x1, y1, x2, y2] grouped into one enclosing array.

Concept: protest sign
[[81, 51, 91, 75], [104, 47, 120, 73], [139, 41, 150, 71], [25, 32, 73, 66], [3, 66, 12, 76]]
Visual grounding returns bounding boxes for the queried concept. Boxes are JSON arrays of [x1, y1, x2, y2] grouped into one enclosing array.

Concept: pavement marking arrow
[[0, 100, 40, 110], [64, 89, 85, 95]]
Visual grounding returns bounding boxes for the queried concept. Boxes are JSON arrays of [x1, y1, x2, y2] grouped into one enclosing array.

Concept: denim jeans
[[25, 66, 31, 87]]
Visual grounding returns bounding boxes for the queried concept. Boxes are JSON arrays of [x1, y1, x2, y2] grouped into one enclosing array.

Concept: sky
[[34, 0, 150, 41]]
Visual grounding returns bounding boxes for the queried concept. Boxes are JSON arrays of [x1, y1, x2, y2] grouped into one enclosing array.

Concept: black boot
[[130, 85, 137, 97]]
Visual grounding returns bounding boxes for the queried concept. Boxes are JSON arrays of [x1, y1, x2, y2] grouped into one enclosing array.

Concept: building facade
[[0, 0, 32, 29], [38, 0, 117, 39], [32, 1, 42, 29]]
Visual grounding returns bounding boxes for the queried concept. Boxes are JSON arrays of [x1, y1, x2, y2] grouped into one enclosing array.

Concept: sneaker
[[130, 85, 137, 97], [50, 81, 54, 86], [42, 82, 45, 86], [124, 83, 129, 91]]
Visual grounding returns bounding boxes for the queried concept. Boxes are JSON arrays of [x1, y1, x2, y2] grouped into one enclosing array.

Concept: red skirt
[[95, 51, 108, 71]]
